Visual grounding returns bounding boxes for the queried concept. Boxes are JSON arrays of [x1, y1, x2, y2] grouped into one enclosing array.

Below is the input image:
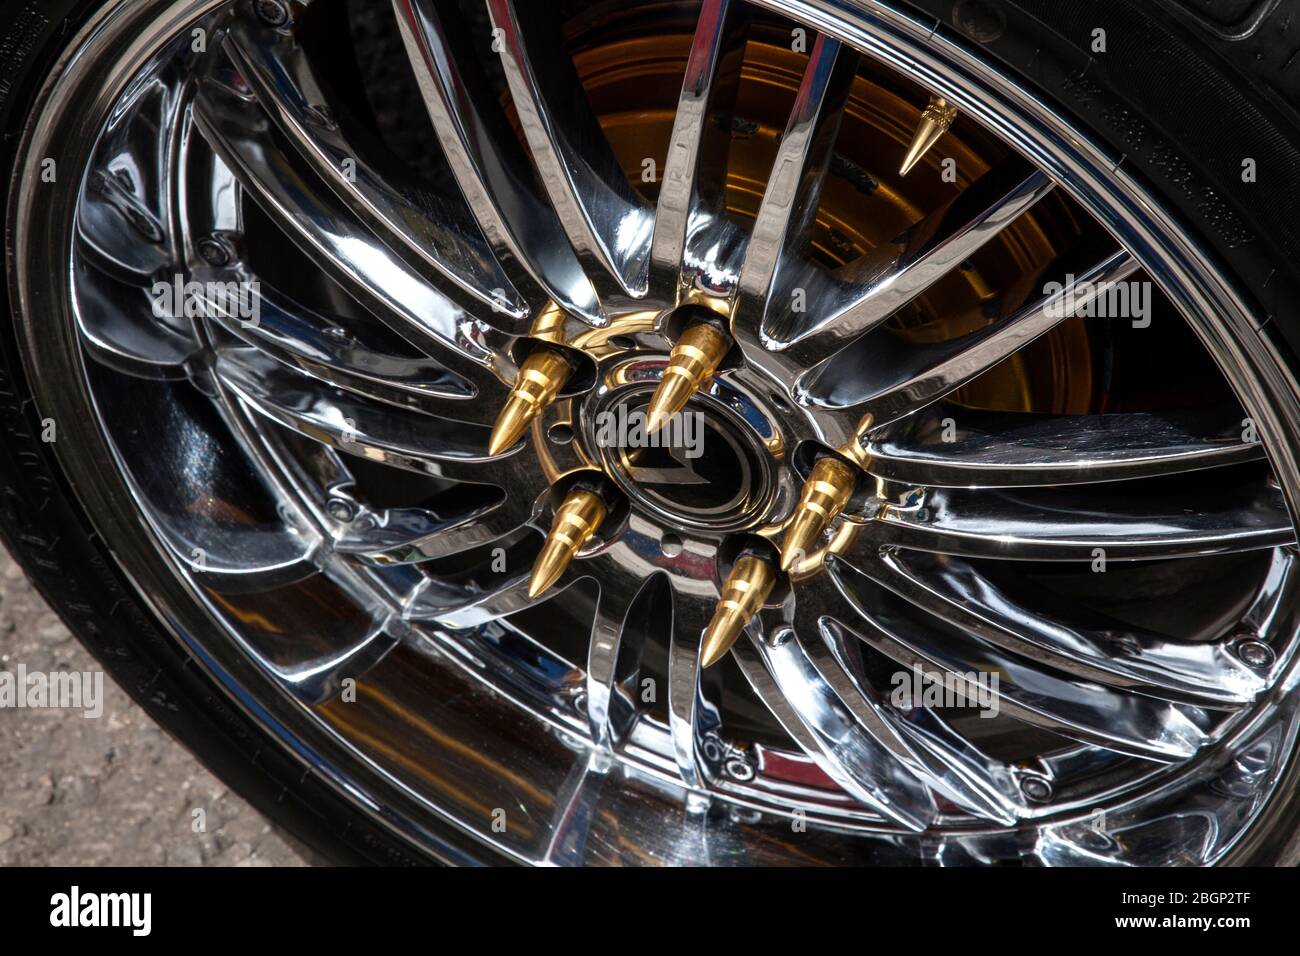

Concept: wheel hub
[[583, 356, 794, 534]]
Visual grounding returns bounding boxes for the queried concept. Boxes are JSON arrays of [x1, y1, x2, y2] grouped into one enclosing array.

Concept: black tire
[[3, 0, 1300, 866]]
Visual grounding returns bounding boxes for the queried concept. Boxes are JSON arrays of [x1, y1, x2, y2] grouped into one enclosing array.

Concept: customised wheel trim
[[8, 0, 1300, 864]]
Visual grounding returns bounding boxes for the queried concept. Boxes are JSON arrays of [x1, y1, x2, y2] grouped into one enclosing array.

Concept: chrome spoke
[[666, 581, 723, 792], [746, 608, 937, 830], [860, 478, 1294, 561], [863, 548, 1266, 707], [757, 159, 1053, 377], [77, 73, 180, 284], [867, 403, 1265, 487], [233, 410, 532, 565], [222, 15, 530, 327], [272, 614, 403, 706], [802, 244, 1138, 424], [338, 498, 530, 566], [215, 347, 509, 484], [192, 73, 512, 385], [811, 619, 1024, 824], [402, 536, 547, 626], [486, 0, 654, 299], [584, 561, 665, 748], [736, 33, 857, 338], [393, 0, 605, 325], [195, 266, 502, 425], [424, 576, 540, 630], [730, 636, 829, 759], [651, 0, 751, 300], [828, 560, 1215, 761], [89, 367, 318, 584], [73, 260, 200, 379], [1242, 547, 1300, 670]]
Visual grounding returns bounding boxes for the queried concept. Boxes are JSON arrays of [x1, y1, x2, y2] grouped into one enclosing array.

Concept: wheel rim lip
[[7, 0, 1300, 864]]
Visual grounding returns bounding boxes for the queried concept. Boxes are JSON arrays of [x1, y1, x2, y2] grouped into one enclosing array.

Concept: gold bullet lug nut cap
[[780, 455, 858, 571], [489, 348, 573, 456], [645, 322, 730, 435], [528, 488, 607, 599], [700, 555, 777, 669], [899, 95, 958, 177]]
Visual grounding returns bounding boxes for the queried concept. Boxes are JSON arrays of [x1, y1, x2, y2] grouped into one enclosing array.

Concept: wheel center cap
[[593, 389, 774, 533]]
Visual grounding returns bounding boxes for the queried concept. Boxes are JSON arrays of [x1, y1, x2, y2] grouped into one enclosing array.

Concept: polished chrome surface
[[9, 0, 1300, 866]]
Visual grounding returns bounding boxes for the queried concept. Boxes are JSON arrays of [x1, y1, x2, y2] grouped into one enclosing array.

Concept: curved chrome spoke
[[802, 243, 1138, 424], [195, 266, 504, 425], [666, 581, 723, 792], [828, 560, 1215, 761], [486, 0, 654, 299], [752, 159, 1053, 378], [192, 72, 513, 387], [401, 535, 546, 626], [811, 618, 1024, 824], [1242, 547, 1300, 674], [73, 260, 201, 379], [867, 403, 1265, 487], [424, 576, 540, 629], [863, 548, 1266, 707], [215, 346, 510, 484], [89, 367, 319, 585], [222, 15, 530, 327], [272, 614, 402, 706], [730, 635, 829, 759], [339, 498, 530, 566], [652, 0, 752, 301], [393, 0, 605, 325], [232, 410, 532, 566], [746, 607, 937, 830], [736, 33, 857, 336], [77, 68, 182, 283], [583, 563, 665, 748], [859, 478, 1294, 562]]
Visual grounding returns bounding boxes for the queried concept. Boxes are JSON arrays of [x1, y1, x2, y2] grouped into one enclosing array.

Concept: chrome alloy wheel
[[10, 0, 1300, 864]]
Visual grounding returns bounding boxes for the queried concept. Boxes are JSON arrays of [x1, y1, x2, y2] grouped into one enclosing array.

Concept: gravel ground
[[0, 547, 307, 866]]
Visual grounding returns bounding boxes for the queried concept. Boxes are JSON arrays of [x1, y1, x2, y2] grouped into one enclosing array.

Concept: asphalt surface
[[0, 547, 307, 866]]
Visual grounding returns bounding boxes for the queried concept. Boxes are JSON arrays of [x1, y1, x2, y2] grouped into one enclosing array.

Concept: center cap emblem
[[596, 394, 772, 532]]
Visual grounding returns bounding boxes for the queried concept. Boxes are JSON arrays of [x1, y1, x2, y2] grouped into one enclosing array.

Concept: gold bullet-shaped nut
[[489, 348, 572, 456], [701, 555, 777, 669], [899, 96, 958, 177], [528, 489, 607, 598], [780, 455, 858, 571], [645, 322, 730, 434]]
